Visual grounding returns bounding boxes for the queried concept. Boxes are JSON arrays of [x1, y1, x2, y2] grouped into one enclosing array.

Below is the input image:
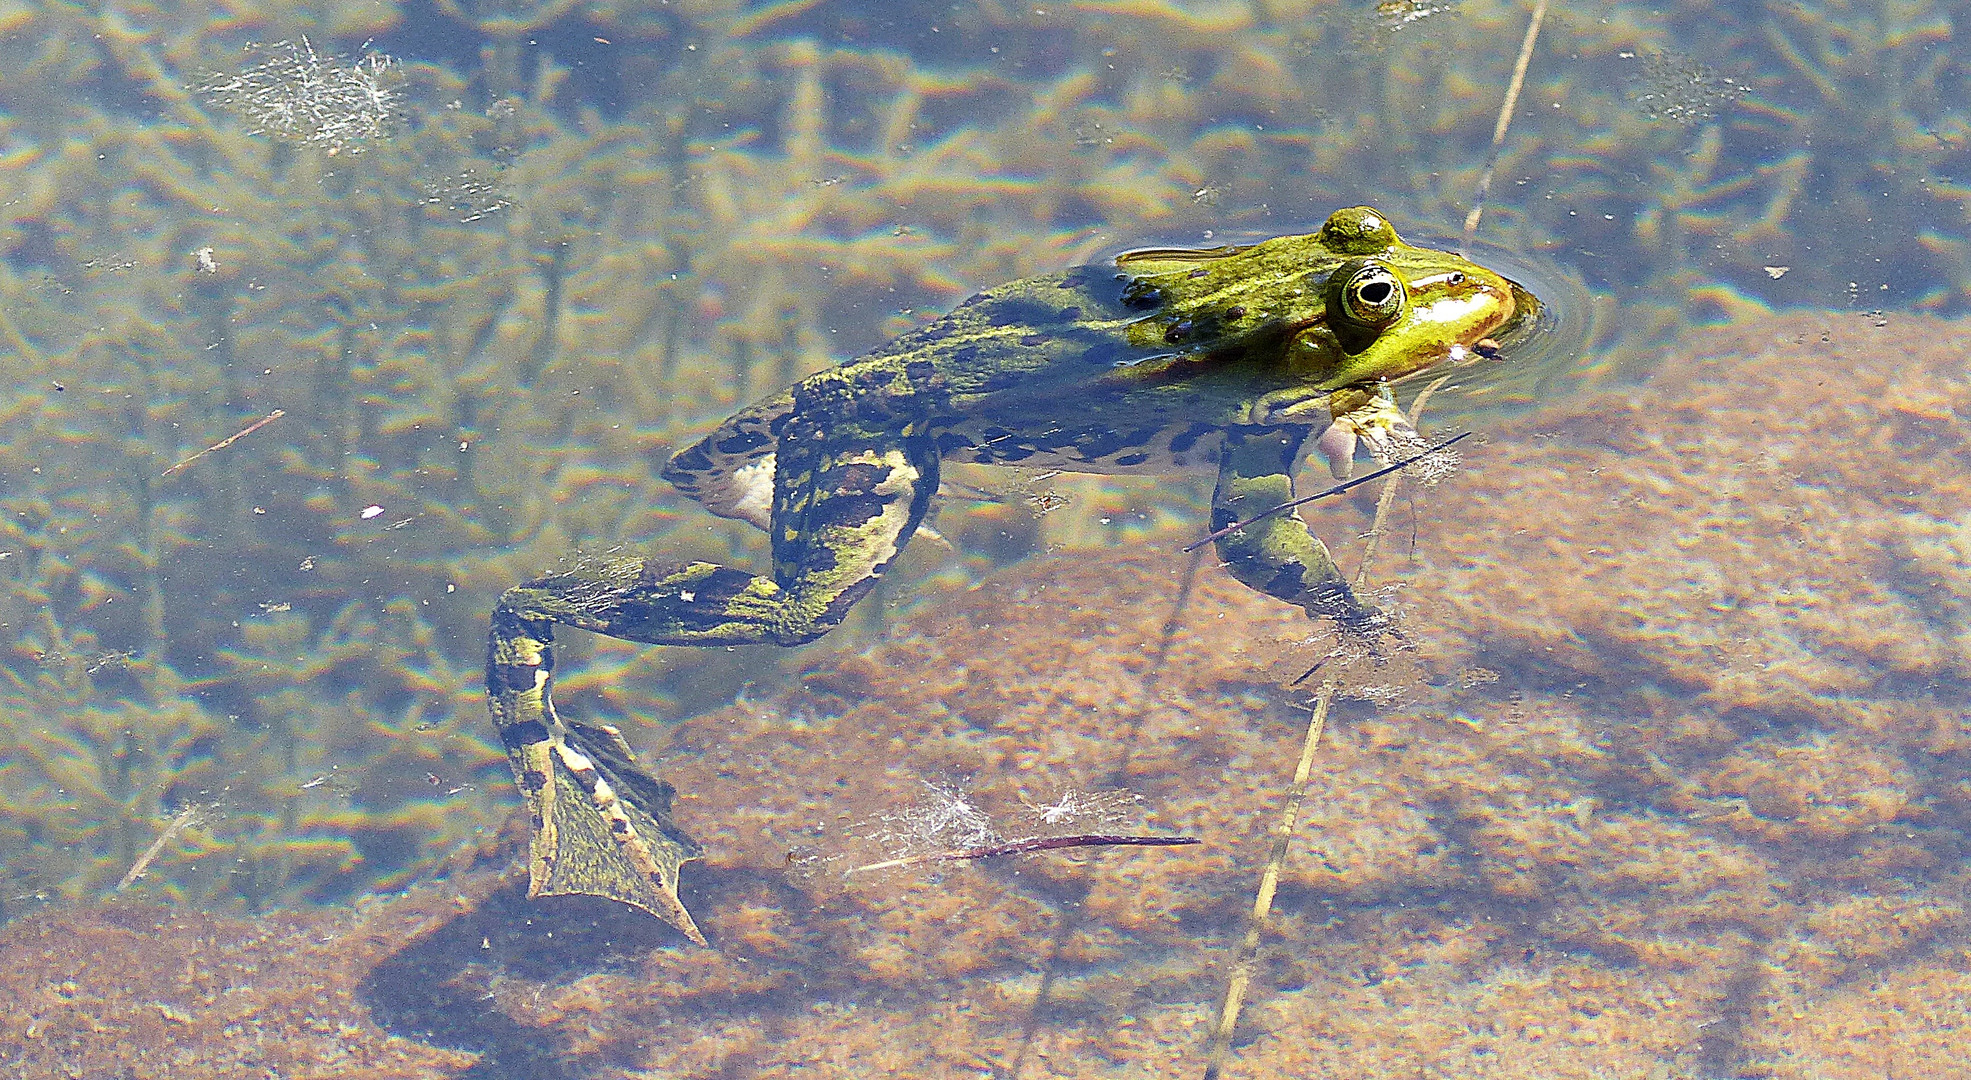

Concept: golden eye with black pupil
[[1323, 258, 1410, 353], [1339, 262, 1404, 326]]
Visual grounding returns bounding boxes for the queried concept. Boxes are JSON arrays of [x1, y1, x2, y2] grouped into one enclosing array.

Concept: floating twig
[[116, 804, 203, 892], [1462, 0, 1550, 249], [843, 833, 1198, 878], [1183, 431, 1472, 553], [161, 409, 285, 477]]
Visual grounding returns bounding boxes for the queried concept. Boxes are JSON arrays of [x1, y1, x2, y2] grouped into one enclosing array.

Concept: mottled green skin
[[486, 207, 1528, 942]]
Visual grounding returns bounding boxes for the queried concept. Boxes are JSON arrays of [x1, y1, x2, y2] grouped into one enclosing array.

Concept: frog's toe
[[1291, 600, 1398, 684], [1357, 420, 1417, 466], [1315, 422, 1358, 479], [1295, 576, 1387, 638], [1313, 589, 1389, 639], [1360, 427, 1393, 465], [1339, 603, 1395, 645]]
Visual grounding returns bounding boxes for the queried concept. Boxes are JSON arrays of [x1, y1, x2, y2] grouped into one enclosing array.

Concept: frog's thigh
[[1212, 426, 1377, 631], [487, 439, 934, 652], [494, 556, 790, 649], [767, 435, 939, 643]]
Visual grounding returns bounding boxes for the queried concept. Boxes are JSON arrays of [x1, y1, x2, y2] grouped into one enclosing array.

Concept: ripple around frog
[[1398, 238, 1601, 430]]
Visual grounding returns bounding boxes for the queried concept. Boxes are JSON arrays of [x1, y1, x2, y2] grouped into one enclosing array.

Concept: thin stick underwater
[[1182, 430, 1472, 553], [1202, 1, 1549, 1072], [843, 833, 1199, 877]]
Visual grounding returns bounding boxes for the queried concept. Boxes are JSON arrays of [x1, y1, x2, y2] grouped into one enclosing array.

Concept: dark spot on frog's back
[[1169, 422, 1214, 455], [1057, 306, 1082, 321], [715, 429, 771, 456], [807, 489, 892, 532], [979, 368, 1028, 393], [829, 461, 891, 494], [1077, 426, 1156, 462], [499, 719, 550, 750], [1058, 266, 1106, 292], [701, 566, 759, 599], [488, 661, 536, 693], [620, 565, 757, 633]]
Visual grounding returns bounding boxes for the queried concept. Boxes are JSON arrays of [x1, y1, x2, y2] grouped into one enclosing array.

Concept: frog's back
[[663, 252, 1317, 525], [664, 266, 1167, 524]]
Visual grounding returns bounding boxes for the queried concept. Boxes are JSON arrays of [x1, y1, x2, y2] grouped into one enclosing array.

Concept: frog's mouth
[[1407, 233, 1588, 369], [1493, 278, 1546, 351]]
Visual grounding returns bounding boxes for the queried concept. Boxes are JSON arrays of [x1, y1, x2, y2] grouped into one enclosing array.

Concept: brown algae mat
[[4, 308, 1968, 1077]]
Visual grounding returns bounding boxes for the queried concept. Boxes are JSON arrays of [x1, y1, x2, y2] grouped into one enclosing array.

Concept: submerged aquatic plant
[[193, 38, 403, 154], [866, 779, 1001, 858]]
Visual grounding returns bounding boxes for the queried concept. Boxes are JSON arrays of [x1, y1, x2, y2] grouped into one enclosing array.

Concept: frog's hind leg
[[484, 636, 710, 942], [486, 432, 938, 942], [1211, 425, 1387, 638]]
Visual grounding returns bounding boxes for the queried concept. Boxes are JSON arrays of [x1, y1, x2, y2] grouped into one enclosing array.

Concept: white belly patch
[[723, 454, 776, 530]]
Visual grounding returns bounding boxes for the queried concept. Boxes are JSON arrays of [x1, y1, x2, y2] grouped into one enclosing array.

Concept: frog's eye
[[1328, 259, 1407, 330], [1324, 259, 1411, 353]]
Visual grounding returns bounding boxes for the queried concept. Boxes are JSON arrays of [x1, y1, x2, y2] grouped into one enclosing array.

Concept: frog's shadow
[[357, 867, 791, 1080]]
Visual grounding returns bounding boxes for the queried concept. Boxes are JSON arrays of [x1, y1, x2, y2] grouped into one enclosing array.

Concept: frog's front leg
[[1314, 384, 1420, 480], [1211, 426, 1386, 637], [487, 417, 938, 943]]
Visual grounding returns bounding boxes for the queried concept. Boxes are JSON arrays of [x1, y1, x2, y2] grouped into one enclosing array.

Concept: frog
[[484, 206, 1540, 944]]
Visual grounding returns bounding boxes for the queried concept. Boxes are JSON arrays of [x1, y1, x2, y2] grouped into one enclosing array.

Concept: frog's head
[[1112, 206, 1539, 414], [1293, 206, 1523, 389]]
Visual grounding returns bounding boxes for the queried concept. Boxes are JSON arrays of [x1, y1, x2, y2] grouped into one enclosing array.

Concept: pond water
[[0, 1, 1966, 1077]]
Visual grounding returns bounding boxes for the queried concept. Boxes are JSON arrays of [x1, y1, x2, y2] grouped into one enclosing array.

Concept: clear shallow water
[[1, 1, 1967, 1077]]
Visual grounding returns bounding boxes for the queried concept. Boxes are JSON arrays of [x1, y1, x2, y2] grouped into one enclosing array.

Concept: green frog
[[485, 207, 1539, 944]]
